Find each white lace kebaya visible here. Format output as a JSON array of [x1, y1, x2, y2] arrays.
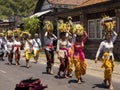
[[96, 31, 118, 60]]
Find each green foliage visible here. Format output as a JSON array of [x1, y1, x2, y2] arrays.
[[23, 17, 40, 34], [0, 0, 38, 19]]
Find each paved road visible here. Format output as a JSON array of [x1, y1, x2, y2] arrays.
[[0, 58, 120, 90]]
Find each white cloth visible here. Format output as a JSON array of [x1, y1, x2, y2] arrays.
[[0, 37, 5, 55], [0, 38, 3, 49], [32, 38, 41, 50], [67, 41, 72, 48], [44, 32, 57, 51], [56, 39, 68, 58], [96, 40, 114, 59], [24, 39, 33, 52], [0, 37, 5, 49], [5, 41, 14, 54], [56, 39, 68, 52], [13, 40, 21, 53], [72, 34, 76, 43], [96, 31, 117, 60]]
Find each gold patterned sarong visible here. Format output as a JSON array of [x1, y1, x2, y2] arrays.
[[101, 52, 114, 79], [73, 58, 87, 79]]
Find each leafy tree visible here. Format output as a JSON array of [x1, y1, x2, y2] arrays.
[[23, 17, 40, 35], [0, 0, 38, 19]]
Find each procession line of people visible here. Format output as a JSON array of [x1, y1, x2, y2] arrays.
[[0, 33, 41, 68], [43, 15, 118, 90], [0, 15, 118, 90]]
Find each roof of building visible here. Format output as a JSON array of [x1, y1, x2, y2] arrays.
[[79, 0, 110, 7], [48, 0, 110, 7], [48, 0, 88, 5]]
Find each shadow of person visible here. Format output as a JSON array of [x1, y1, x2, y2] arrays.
[[54, 75, 64, 79], [20, 65, 31, 69], [5, 63, 16, 65], [92, 83, 108, 89], [42, 72, 49, 74], [68, 79, 78, 84]]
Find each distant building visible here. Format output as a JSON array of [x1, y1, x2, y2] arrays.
[[0, 20, 14, 32]]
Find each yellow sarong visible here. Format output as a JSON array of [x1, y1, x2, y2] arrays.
[[33, 49, 39, 57], [25, 50, 31, 60], [101, 52, 114, 79], [67, 48, 73, 74], [67, 57, 73, 74], [73, 58, 87, 79]]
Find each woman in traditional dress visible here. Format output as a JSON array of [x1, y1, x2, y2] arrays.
[[72, 25, 88, 83], [14, 36, 21, 65], [95, 30, 117, 90], [66, 36, 73, 77], [95, 16, 118, 90], [44, 31, 57, 74], [56, 32, 69, 78], [66, 33, 77, 78], [5, 36, 14, 64], [24, 34, 33, 68], [66, 16, 76, 77]]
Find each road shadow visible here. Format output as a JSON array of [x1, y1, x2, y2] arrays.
[[68, 79, 85, 84], [0, 59, 5, 61], [42, 72, 49, 74], [92, 83, 108, 89], [31, 61, 37, 64], [20, 65, 31, 69], [68, 79, 78, 84], [4, 63, 16, 65], [42, 72, 54, 76], [54, 75, 64, 79]]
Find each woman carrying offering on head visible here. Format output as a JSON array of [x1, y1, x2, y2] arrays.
[[95, 16, 117, 90]]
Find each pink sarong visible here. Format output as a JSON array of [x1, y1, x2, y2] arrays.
[[75, 49, 85, 62]]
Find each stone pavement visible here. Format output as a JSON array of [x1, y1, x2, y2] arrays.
[[21, 51, 120, 83]]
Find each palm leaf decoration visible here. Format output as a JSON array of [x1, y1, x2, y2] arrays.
[[13, 28, 22, 36], [101, 15, 113, 32], [66, 22, 71, 32], [57, 20, 65, 32], [75, 24, 84, 36], [0, 33, 5, 37], [70, 24, 76, 34], [20, 31, 30, 37], [7, 30, 13, 37], [43, 21, 53, 32]]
